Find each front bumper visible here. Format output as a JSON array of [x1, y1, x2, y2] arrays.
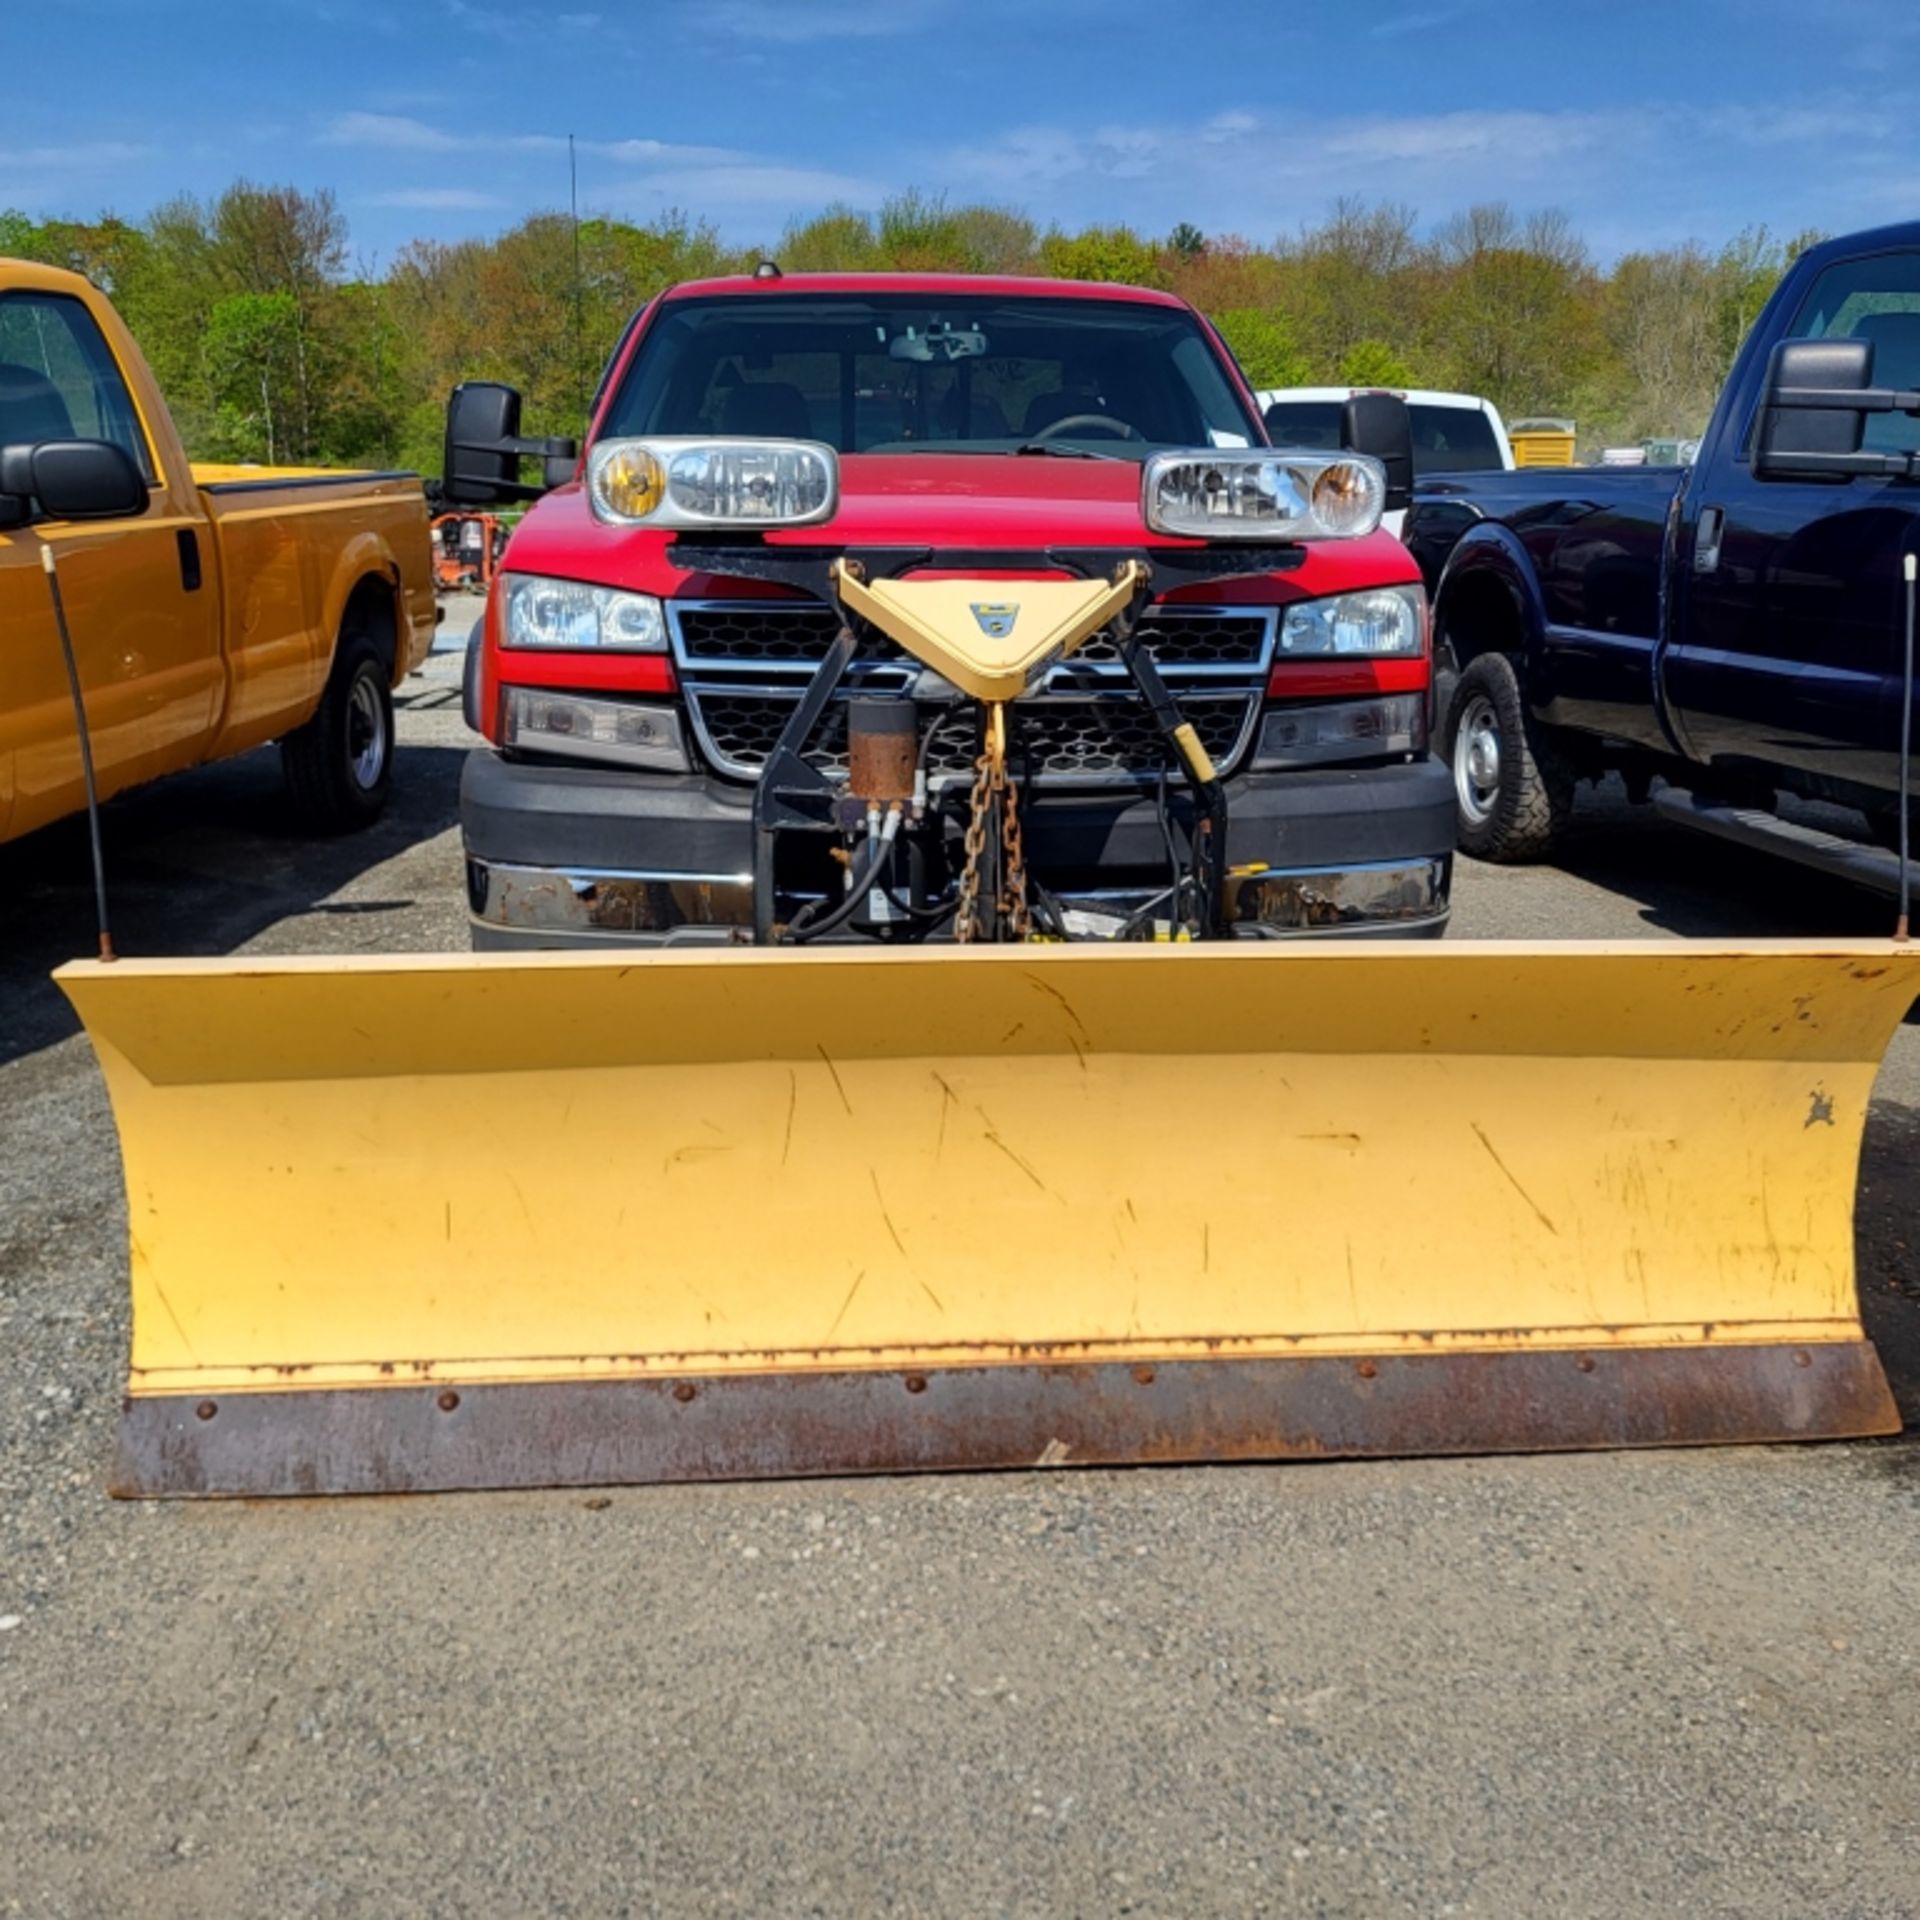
[[460, 750, 1455, 948]]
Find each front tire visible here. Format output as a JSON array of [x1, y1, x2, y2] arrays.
[[282, 631, 394, 832], [1444, 651, 1574, 862]]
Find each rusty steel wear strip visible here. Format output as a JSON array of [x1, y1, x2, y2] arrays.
[[56, 940, 1919, 1498], [112, 1344, 1897, 1498]]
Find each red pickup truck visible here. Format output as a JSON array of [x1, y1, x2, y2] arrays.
[[446, 272, 1454, 946]]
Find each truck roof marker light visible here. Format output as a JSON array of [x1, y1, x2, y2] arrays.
[[587, 436, 838, 530], [753, 259, 782, 280], [1143, 450, 1386, 541]]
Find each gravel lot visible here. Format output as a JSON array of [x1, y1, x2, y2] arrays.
[[3, 623, 1918, 1917]]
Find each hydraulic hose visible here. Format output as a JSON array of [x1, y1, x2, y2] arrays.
[[787, 809, 903, 944]]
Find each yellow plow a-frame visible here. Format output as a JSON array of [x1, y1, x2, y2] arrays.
[[58, 938, 1916, 1498]]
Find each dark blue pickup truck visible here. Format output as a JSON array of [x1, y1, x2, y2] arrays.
[[1405, 221, 1920, 890]]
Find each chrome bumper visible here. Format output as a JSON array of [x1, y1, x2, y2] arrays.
[[466, 855, 1450, 944]]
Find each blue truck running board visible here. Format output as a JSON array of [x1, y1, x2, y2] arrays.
[[1652, 788, 1906, 898]]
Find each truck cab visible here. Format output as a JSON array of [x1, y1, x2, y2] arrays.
[[452, 273, 1455, 947]]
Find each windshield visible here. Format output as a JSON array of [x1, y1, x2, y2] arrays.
[[601, 293, 1261, 459], [1262, 399, 1508, 476]]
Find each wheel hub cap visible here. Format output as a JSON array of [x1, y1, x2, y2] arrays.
[[348, 679, 386, 790], [1453, 695, 1502, 825]]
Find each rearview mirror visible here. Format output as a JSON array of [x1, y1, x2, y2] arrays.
[[0, 439, 149, 524], [1338, 392, 1414, 514], [444, 381, 579, 505]]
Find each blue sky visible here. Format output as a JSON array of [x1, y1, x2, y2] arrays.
[[6, 0, 1918, 266]]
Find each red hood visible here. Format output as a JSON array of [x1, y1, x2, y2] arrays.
[[504, 452, 1417, 603]]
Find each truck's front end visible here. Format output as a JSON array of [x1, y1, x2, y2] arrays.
[[457, 276, 1453, 947]]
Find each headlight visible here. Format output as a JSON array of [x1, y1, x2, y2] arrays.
[[502, 573, 666, 651], [587, 436, 838, 529], [1142, 451, 1385, 540], [1278, 586, 1426, 657]]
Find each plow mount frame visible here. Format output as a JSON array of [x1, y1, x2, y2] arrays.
[[678, 541, 1283, 944]]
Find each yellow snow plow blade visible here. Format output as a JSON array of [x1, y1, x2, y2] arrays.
[[58, 940, 1916, 1498]]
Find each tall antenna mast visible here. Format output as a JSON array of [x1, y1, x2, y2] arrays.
[[1898, 551, 1915, 944], [42, 546, 115, 962], [569, 133, 586, 427]]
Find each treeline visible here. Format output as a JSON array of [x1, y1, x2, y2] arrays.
[[2, 185, 1816, 473]]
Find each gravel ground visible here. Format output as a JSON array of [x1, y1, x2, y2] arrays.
[[3, 626, 1918, 1918]]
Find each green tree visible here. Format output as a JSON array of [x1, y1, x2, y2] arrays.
[[202, 290, 302, 462], [1277, 199, 1424, 376], [1338, 338, 1417, 388], [1212, 309, 1310, 389], [1425, 204, 1602, 419], [1041, 225, 1165, 287], [780, 205, 877, 271]]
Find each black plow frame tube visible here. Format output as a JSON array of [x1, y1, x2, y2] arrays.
[[114, 1341, 1899, 1499]]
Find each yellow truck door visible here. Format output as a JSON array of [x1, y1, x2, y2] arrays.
[[0, 282, 221, 841]]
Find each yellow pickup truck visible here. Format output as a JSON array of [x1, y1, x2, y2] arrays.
[[0, 260, 434, 844]]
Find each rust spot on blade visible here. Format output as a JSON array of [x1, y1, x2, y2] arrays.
[[1806, 1088, 1836, 1128]]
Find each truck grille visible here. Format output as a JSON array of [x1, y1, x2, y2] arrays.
[[671, 598, 1277, 788], [674, 602, 1274, 670], [693, 690, 1259, 784]]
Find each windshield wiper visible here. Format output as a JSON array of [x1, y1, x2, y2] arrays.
[[1013, 440, 1124, 462]]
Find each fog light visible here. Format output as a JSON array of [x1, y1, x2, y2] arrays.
[[502, 689, 689, 771], [1251, 694, 1427, 770], [593, 444, 667, 520]]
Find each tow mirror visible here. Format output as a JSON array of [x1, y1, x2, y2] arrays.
[[0, 439, 149, 524], [443, 381, 579, 505], [1755, 340, 1868, 480], [1755, 338, 1920, 482], [1337, 392, 1414, 513]]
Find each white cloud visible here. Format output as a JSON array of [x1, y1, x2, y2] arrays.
[[322, 113, 745, 170], [0, 141, 154, 170], [323, 111, 465, 152], [1321, 108, 1635, 167], [0, 141, 155, 209], [932, 94, 1920, 257], [600, 163, 884, 211], [593, 137, 749, 168], [1369, 6, 1463, 37]]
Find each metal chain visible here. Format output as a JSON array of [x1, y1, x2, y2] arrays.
[[954, 749, 994, 943], [954, 703, 1031, 943], [1000, 758, 1032, 940]]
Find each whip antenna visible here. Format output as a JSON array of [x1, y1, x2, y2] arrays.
[[1898, 552, 1916, 943], [41, 545, 115, 962]]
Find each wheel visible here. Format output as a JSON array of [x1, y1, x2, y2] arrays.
[[1443, 651, 1574, 862], [281, 630, 394, 832]]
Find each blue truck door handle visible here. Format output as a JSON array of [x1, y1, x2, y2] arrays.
[[1695, 506, 1726, 576]]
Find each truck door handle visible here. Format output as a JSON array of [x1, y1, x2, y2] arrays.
[[177, 528, 203, 592], [1695, 507, 1725, 576]]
